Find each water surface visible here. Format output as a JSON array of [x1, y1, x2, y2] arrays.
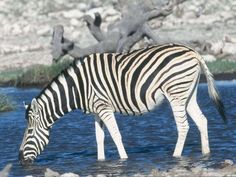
[[0, 81, 236, 176]]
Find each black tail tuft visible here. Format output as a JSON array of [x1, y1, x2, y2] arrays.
[[215, 97, 227, 124]]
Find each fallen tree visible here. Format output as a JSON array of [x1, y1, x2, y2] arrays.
[[51, 0, 186, 62]]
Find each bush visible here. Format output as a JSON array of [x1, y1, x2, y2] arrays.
[[0, 94, 14, 112], [16, 60, 72, 87], [207, 60, 236, 74]]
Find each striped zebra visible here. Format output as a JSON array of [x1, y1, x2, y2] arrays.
[[19, 43, 226, 165]]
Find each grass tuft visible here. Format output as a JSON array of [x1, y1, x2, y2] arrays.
[[16, 60, 72, 87], [207, 60, 236, 74], [0, 94, 14, 112]]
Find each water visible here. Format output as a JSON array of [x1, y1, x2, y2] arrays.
[[0, 81, 236, 176]]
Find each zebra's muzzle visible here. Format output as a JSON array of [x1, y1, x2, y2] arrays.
[[19, 151, 34, 166]]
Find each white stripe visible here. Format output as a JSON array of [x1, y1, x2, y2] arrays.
[[41, 94, 54, 123], [45, 89, 60, 118], [37, 99, 49, 128], [67, 67, 82, 109], [72, 86, 78, 109]]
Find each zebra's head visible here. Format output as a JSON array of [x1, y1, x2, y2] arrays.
[[19, 98, 50, 165]]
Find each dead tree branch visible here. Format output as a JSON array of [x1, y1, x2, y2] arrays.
[[51, 0, 186, 62]]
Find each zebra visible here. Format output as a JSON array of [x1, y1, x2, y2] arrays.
[[19, 43, 226, 165]]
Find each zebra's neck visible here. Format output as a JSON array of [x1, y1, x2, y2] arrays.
[[36, 60, 88, 126]]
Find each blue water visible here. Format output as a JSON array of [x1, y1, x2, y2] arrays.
[[0, 81, 236, 176]]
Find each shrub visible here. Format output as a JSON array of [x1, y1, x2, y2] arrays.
[[16, 60, 72, 87], [0, 94, 14, 112]]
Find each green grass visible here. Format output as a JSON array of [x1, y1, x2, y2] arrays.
[[16, 60, 72, 87], [207, 60, 236, 74], [0, 94, 14, 112], [0, 59, 235, 88], [0, 60, 72, 87]]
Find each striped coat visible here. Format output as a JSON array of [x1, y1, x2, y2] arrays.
[[19, 44, 226, 165]]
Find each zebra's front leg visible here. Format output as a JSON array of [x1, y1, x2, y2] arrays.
[[95, 115, 105, 160], [171, 102, 189, 157], [95, 107, 128, 159]]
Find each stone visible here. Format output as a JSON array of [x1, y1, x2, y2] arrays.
[[77, 3, 88, 12], [202, 54, 217, 62], [0, 164, 12, 177], [85, 7, 103, 18], [60, 172, 80, 177], [96, 174, 106, 177], [222, 43, 236, 55], [210, 40, 224, 55], [45, 168, 60, 177], [70, 18, 80, 26], [37, 26, 51, 36], [62, 9, 84, 19], [224, 159, 234, 166]]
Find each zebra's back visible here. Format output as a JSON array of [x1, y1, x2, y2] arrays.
[[80, 43, 201, 115]]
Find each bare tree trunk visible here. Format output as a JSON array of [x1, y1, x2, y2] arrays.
[[51, 0, 186, 62]]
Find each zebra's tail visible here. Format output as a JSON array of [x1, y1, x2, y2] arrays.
[[198, 55, 227, 123]]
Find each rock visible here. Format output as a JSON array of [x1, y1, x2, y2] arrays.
[[0, 164, 12, 177], [23, 24, 32, 34], [60, 172, 80, 177], [85, 7, 103, 18], [77, 3, 88, 12], [70, 18, 80, 26], [45, 168, 60, 177], [103, 7, 120, 17], [12, 24, 22, 35], [202, 54, 217, 62], [210, 41, 224, 55], [96, 174, 106, 177], [91, 0, 102, 8], [222, 43, 236, 55], [223, 159, 234, 166], [62, 9, 84, 19], [37, 26, 51, 36]]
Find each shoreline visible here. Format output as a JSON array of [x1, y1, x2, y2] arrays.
[[200, 72, 236, 83], [0, 72, 235, 89]]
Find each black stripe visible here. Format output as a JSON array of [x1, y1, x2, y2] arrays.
[[165, 71, 197, 93], [81, 57, 90, 112], [54, 76, 67, 113], [140, 49, 190, 110], [150, 58, 195, 101], [47, 86, 64, 117], [39, 98, 50, 126], [107, 54, 124, 113], [63, 69, 77, 110], [42, 93, 54, 124], [92, 54, 107, 98], [160, 64, 198, 90], [74, 62, 86, 112], [99, 54, 118, 108]]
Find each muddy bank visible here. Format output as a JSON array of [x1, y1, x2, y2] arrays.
[[1, 160, 236, 177]]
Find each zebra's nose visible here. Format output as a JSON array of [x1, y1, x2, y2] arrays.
[[19, 150, 24, 161], [19, 151, 33, 166]]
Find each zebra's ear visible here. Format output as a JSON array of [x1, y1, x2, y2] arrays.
[[31, 98, 39, 114], [23, 101, 28, 110]]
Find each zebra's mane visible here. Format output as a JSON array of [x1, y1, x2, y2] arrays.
[[36, 57, 85, 100]]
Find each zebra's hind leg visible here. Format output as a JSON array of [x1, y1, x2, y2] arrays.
[[187, 88, 210, 155], [169, 100, 189, 157], [95, 115, 105, 160]]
